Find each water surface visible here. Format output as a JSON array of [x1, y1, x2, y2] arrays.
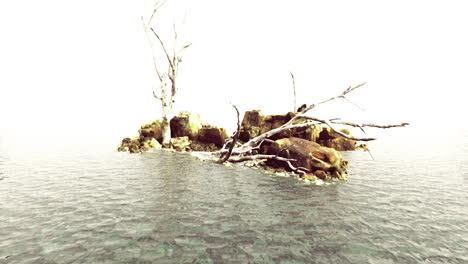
[[0, 133, 467, 263]]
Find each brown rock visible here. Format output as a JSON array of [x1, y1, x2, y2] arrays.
[[314, 170, 330, 180], [265, 137, 348, 180], [239, 110, 265, 142], [138, 120, 162, 142], [170, 111, 202, 140], [198, 127, 228, 148], [292, 124, 321, 142], [318, 127, 357, 151]]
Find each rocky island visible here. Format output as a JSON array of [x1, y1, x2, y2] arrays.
[[118, 110, 369, 181]]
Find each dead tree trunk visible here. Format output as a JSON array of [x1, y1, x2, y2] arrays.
[[141, 1, 191, 147]]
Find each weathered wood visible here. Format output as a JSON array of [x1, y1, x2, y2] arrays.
[[290, 71, 296, 112], [217, 105, 241, 164], [218, 82, 409, 169]]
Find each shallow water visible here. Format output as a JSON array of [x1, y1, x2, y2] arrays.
[[0, 133, 467, 263]]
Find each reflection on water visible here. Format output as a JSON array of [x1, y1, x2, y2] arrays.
[[0, 134, 467, 263]]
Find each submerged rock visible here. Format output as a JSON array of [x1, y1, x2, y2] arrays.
[[170, 111, 202, 140], [265, 137, 348, 180]]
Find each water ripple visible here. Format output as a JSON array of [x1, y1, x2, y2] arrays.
[[1, 141, 467, 263]]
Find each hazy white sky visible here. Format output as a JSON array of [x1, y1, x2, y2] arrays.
[[1, 0, 467, 146]]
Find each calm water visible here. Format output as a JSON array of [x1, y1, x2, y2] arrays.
[[0, 132, 467, 263]]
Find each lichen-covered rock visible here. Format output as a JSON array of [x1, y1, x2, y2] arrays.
[[117, 134, 164, 153], [138, 120, 162, 142], [117, 138, 132, 152], [170, 136, 191, 151], [198, 126, 228, 147], [265, 137, 348, 180], [170, 111, 202, 140], [318, 127, 357, 151], [128, 138, 142, 153]]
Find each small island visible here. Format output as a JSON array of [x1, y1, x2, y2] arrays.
[[119, 3, 409, 183], [117, 106, 398, 182]]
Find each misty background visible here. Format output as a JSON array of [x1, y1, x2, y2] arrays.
[[1, 0, 467, 151]]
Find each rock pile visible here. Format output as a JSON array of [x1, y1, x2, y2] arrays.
[[118, 110, 367, 181], [117, 111, 228, 153]]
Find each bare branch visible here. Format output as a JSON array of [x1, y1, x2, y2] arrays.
[[301, 116, 377, 141], [150, 27, 175, 69], [148, 0, 166, 25], [218, 104, 241, 164], [342, 97, 365, 111], [228, 154, 296, 163], [179, 43, 192, 53], [152, 86, 162, 100], [285, 160, 309, 175], [331, 120, 410, 129], [290, 71, 296, 112], [283, 82, 367, 128], [141, 17, 163, 82], [309, 82, 366, 109]]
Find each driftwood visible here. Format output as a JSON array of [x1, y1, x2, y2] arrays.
[[217, 104, 241, 164], [216, 82, 409, 172]]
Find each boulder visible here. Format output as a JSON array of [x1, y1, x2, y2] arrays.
[[170, 136, 191, 151], [239, 110, 265, 142], [117, 137, 138, 153], [265, 137, 348, 180], [263, 114, 291, 140], [292, 124, 321, 142], [170, 111, 202, 140], [198, 126, 228, 148], [128, 138, 142, 153], [138, 120, 162, 142], [241, 110, 321, 142], [117, 134, 164, 153]]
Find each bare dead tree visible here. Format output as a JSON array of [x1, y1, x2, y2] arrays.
[[141, 0, 191, 147], [216, 83, 409, 163]]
